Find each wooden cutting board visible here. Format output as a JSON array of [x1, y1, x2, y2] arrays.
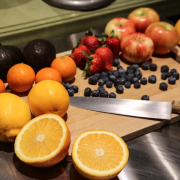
[[8, 46, 180, 154], [58, 46, 180, 153]]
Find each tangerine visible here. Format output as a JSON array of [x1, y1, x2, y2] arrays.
[[51, 55, 76, 82], [7, 63, 35, 93], [35, 67, 62, 83], [0, 79, 5, 93]]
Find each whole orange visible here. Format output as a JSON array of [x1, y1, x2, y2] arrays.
[[7, 63, 35, 93], [51, 56, 76, 82], [175, 19, 180, 45], [35, 67, 62, 83], [0, 79, 5, 93], [28, 80, 69, 117]]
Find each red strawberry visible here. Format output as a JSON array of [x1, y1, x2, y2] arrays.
[[80, 36, 100, 52], [82, 54, 105, 76], [71, 45, 91, 66], [95, 47, 113, 72], [100, 31, 120, 59]]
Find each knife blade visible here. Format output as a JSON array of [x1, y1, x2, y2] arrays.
[[70, 97, 172, 120]]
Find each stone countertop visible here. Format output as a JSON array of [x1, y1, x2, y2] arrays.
[[0, 0, 180, 46]]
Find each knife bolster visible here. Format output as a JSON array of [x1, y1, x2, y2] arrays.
[[172, 100, 180, 113]]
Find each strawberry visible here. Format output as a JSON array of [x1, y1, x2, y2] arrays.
[[80, 36, 100, 52], [71, 45, 91, 66], [82, 54, 105, 77], [95, 47, 113, 72], [99, 31, 120, 59], [80, 28, 100, 52]]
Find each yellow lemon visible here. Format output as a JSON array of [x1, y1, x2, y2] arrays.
[[0, 93, 31, 142]]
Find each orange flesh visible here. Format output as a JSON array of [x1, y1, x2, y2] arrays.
[[77, 134, 123, 171], [20, 118, 63, 158]]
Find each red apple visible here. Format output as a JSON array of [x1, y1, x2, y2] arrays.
[[145, 21, 180, 55], [121, 32, 154, 64], [104, 17, 136, 40], [128, 7, 160, 32]]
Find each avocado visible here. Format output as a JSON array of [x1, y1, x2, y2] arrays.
[[23, 39, 56, 72], [0, 45, 23, 80]]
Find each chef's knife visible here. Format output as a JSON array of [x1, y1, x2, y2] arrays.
[[70, 97, 180, 120]]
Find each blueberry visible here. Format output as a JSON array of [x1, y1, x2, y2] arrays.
[[88, 76, 98, 85], [172, 72, 179, 80], [107, 71, 113, 76], [109, 92, 116, 98], [141, 62, 149, 70], [159, 82, 168, 91], [161, 72, 167, 80], [118, 69, 126, 77], [119, 77, 126, 85], [116, 85, 124, 94], [132, 77, 139, 83], [113, 71, 119, 78], [117, 65, 123, 70], [140, 77, 147, 85], [98, 86, 105, 93], [92, 90, 99, 97], [134, 70, 142, 79], [109, 75, 116, 83], [114, 78, 123, 86], [166, 72, 171, 78], [170, 68, 177, 75], [65, 82, 72, 90], [102, 76, 109, 83], [126, 73, 134, 83], [98, 79, 105, 86], [168, 76, 176, 85], [148, 75, 156, 84], [127, 66, 134, 74], [113, 58, 120, 67], [134, 82, 141, 89], [94, 73, 101, 80], [161, 65, 169, 73], [62, 82, 66, 87], [106, 81, 113, 88], [150, 63, 157, 71], [84, 87, 92, 96], [67, 89, 74, 96], [100, 90, 109, 97], [101, 72, 108, 77], [125, 81, 131, 88], [72, 85, 79, 93], [132, 64, 139, 71], [141, 95, 149, 100]]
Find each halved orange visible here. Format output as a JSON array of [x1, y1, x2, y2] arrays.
[[14, 114, 71, 167], [72, 130, 129, 180]]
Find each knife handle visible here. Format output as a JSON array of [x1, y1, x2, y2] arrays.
[[172, 100, 180, 113]]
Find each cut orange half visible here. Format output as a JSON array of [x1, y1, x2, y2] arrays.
[[72, 130, 129, 180], [14, 114, 70, 167]]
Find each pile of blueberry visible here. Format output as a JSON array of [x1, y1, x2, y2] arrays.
[[62, 82, 79, 96], [63, 59, 180, 100]]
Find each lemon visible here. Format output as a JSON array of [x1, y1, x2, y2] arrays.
[[0, 93, 31, 142]]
